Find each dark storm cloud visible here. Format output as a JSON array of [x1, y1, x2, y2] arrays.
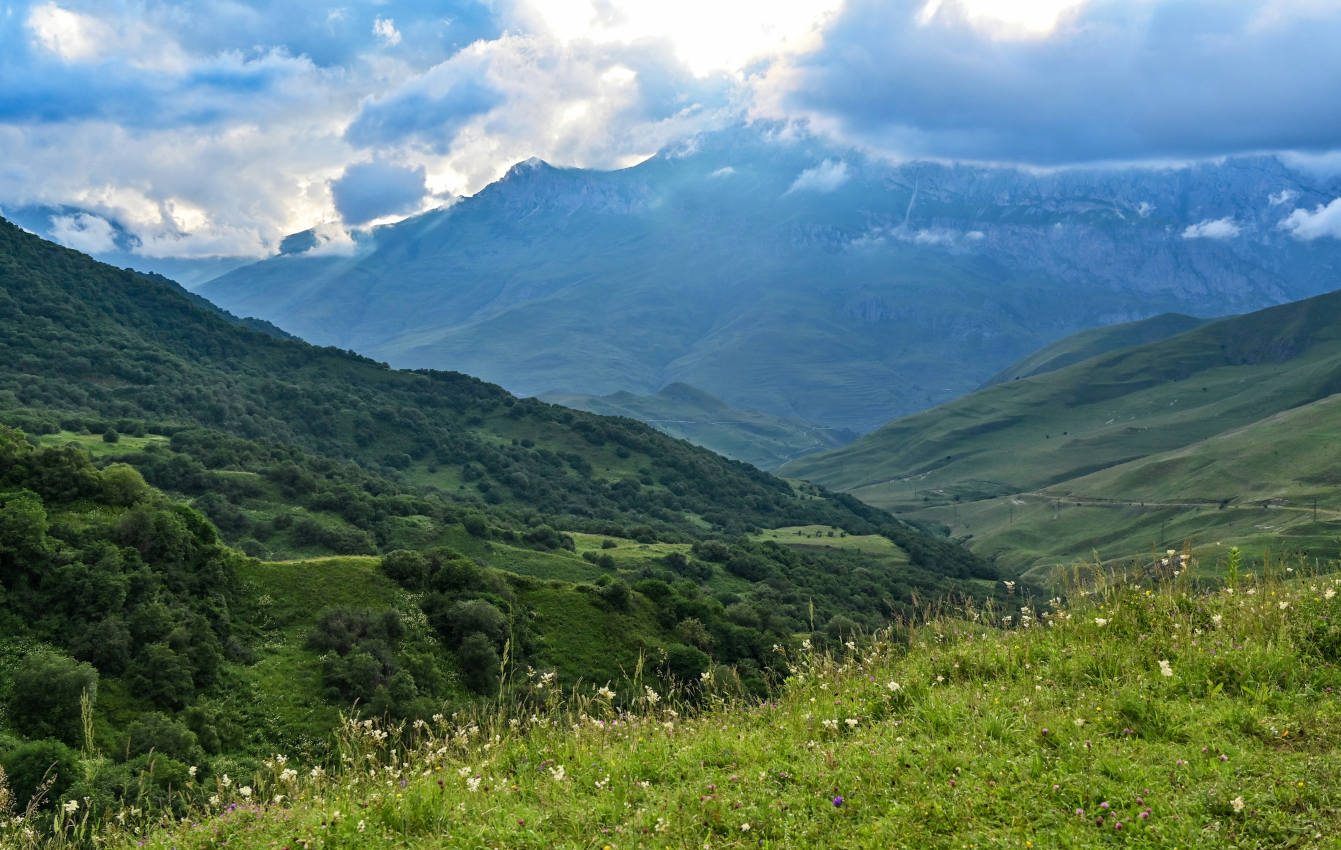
[[780, 0, 1341, 163]]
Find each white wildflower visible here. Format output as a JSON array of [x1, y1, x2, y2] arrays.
[[886, 680, 901, 692], [466, 776, 481, 792], [239, 786, 253, 799], [63, 800, 79, 814], [1094, 617, 1108, 627], [644, 686, 661, 705], [845, 717, 859, 728], [1158, 659, 1173, 678], [1231, 796, 1245, 813], [550, 764, 566, 781], [597, 685, 616, 700]]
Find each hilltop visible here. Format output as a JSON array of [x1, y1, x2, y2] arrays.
[[783, 289, 1341, 577]]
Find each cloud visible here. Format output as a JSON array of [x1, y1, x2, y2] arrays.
[[785, 158, 848, 194], [764, 0, 1341, 164], [1279, 197, 1341, 240], [1182, 217, 1242, 240], [373, 17, 402, 47], [48, 211, 116, 252], [345, 56, 504, 153], [1269, 189, 1298, 206], [709, 166, 735, 178], [331, 160, 429, 225]]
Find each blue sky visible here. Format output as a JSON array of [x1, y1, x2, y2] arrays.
[[1, 0, 1340, 258]]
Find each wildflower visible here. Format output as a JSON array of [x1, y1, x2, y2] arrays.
[[467, 777, 482, 792], [832, 795, 845, 807], [1094, 618, 1108, 627], [741, 823, 751, 831], [1231, 796, 1245, 813], [1326, 588, 1336, 600], [700, 670, 712, 682], [280, 768, 298, 784], [1158, 659, 1173, 677], [239, 786, 253, 799], [845, 717, 859, 728], [311, 766, 325, 779], [644, 686, 661, 705], [188, 766, 198, 779], [1211, 614, 1223, 625], [597, 685, 616, 700], [1003, 580, 1016, 592], [221, 774, 232, 788], [886, 680, 901, 692], [551, 765, 566, 781], [63, 799, 79, 814], [357, 819, 367, 832]]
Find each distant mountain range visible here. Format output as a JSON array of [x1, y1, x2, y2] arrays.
[[783, 288, 1341, 576], [197, 126, 1341, 433], [539, 383, 856, 471]]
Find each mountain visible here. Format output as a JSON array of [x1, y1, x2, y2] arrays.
[[201, 126, 1341, 433], [782, 288, 1341, 577], [539, 382, 856, 470]]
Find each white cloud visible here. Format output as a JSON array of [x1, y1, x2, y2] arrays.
[[1268, 189, 1298, 206], [27, 3, 105, 61], [1136, 201, 1154, 217], [709, 166, 736, 178], [373, 17, 402, 46], [48, 212, 117, 253], [1181, 217, 1241, 240], [1279, 197, 1341, 240], [785, 158, 849, 194]]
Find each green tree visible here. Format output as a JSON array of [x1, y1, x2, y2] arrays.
[[5, 650, 97, 746]]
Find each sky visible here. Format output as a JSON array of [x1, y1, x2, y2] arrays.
[[1, 0, 1340, 258]]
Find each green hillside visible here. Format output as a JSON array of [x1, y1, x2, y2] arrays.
[[539, 383, 856, 470], [20, 563, 1341, 850], [981, 312, 1206, 387], [784, 290, 1341, 575]]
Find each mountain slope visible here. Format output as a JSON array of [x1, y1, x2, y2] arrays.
[[540, 382, 856, 470], [783, 288, 1341, 572], [981, 312, 1207, 387], [201, 127, 1341, 432]]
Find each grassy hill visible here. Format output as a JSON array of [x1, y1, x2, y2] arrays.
[[17, 560, 1340, 849], [539, 383, 857, 470], [981, 312, 1206, 387], [783, 289, 1341, 576]]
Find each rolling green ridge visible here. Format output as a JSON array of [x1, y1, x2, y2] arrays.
[[981, 312, 1207, 387], [538, 383, 856, 470], [784, 289, 1341, 575]]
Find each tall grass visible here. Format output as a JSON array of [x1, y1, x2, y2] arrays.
[[6, 558, 1341, 849]]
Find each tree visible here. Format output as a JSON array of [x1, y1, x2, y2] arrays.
[[5, 650, 97, 746]]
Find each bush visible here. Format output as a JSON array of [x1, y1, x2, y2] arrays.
[[102, 428, 120, 443], [1, 739, 79, 811]]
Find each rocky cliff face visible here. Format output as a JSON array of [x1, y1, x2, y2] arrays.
[[201, 127, 1341, 433]]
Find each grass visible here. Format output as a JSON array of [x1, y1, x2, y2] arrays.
[[753, 525, 909, 562], [14, 558, 1341, 849], [36, 430, 169, 457]]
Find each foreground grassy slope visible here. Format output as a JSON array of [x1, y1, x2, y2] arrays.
[[540, 383, 856, 470], [25, 561, 1339, 850], [786, 289, 1341, 572]]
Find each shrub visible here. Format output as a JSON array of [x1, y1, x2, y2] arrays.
[[5, 650, 97, 746], [1, 739, 79, 811]]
